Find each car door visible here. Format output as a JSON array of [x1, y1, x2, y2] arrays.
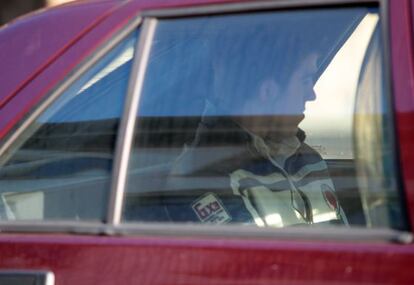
[[0, 1, 414, 285]]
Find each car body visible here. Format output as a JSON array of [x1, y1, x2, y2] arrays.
[[1, 0, 414, 284]]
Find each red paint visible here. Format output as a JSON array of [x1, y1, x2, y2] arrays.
[[0, 234, 412, 285], [0, 1, 414, 284], [0, 1, 120, 108], [0, 1, 137, 140], [392, 0, 414, 229]]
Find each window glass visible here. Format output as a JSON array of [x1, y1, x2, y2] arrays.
[[0, 31, 138, 221], [123, 8, 406, 230]]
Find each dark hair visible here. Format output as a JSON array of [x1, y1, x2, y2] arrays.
[[210, 27, 320, 107]]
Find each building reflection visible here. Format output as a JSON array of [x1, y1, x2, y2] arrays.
[[0, 0, 74, 26]]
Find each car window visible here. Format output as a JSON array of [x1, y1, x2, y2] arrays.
[[0, 31, 138, 221], [121, 7, 406, 230]]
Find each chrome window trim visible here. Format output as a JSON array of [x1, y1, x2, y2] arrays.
[[107, 18, 158, 225]]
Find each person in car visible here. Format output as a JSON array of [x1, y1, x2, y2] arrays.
[[165, 40, 349, 227], [125, 12, 368, 226]]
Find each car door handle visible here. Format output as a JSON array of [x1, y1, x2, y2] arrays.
[[0, 270, 54, 285]]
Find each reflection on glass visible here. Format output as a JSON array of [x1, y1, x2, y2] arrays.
[[303, 13, 379, 159]]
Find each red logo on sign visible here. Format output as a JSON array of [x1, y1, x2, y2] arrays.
[[321, 184, 338, 212], [191, 193, 231, 224], [193, 201, 221, 219]]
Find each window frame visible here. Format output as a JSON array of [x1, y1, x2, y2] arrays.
[[0, 14, 143, 225], [0, 0, 410, 244]]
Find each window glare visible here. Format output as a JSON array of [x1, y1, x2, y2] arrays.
[[301, 13, 379, 159]]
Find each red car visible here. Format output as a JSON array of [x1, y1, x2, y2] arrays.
[[0, 0, 414, 284]]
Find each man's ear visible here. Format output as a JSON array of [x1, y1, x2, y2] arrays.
[[259, 79, 280, 101]]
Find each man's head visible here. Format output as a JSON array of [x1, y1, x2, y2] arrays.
[[207, 10, 364, 142], [229, 52, 320, 141], [210, 29, 322, 141]]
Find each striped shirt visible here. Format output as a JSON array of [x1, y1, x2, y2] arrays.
[[166, 114, 348, 226]]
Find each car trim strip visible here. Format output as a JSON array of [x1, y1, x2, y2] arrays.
[[107, 18, 158, 225], [0, 221, 411, 244], [142, 0, 378, 18]]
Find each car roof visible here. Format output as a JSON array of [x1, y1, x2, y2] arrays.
[[0, 0, 122, 110]]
